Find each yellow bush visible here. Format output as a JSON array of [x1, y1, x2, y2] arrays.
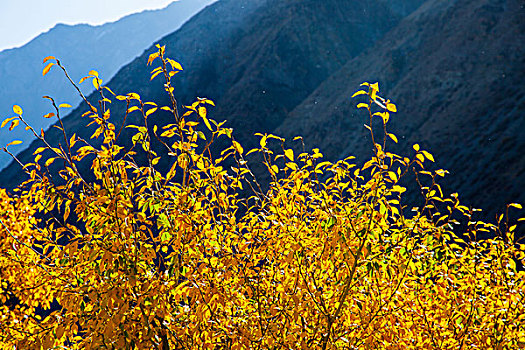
[[0, 46, 524, 349]]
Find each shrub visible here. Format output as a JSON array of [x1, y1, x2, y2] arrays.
[[0, 46, 524, 349]]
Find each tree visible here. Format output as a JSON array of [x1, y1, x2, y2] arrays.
[[0, 46, 524, 349]]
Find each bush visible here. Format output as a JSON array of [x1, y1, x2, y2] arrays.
[[0, 46, 524, 349]]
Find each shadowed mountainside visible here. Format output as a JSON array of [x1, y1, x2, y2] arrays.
[[0, 0, 400, 182], [276, 0, 525, 218], [2, 0, 523, 226]]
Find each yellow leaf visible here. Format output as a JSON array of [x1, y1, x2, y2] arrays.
[[357, 103, 369, 109], [388, 133, 398, 143], [166, 161, 177, 180], [421, 150, 435, 162], [386, 102, 397, 112], [233, 140, 243, 155], [127, 92, 141, 100], [42, 62, 54, 76], [284, 148, 294, 161], [88, 70, 99, 77], [509, 203, 523, 210], [351, 90, 367, 98], [416, 154, 425, 163], [6, 140, 22, 146], [13, 105, 23, 115], [260, 135, 267, 148], [198, 106, 207, 118], [178, 154, 188, 169], [1, 117, 16, 128], [34, 147, 46, 155], [104, 86, 116, 96], [413, 144, 420, 152], [64, 206, 70, 222], [150, 70, 163, 81], [59, 103, 72, 108], [202, 116, 212, 131], [92, 77, 101, 90], [369, 82, 379, 100], [145, 107, 158, 118], [45, 158, 55, 167], [169, 59, 183, 71], [271, 164, 279, 175], [388, 171, 397, 182], [43, 112, 55, 119]]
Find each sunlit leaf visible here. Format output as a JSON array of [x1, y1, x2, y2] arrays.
[[1, 117, 16, 128], [13, 105, 23, 115], [421, 150, 435, 162], [42, 62, 54, 76], [43, 56, 55, 63], [233, 140, 243, 155], [388, 133, 398, 143], [6, 140, 22, 146], [284, 148, 294, 161]]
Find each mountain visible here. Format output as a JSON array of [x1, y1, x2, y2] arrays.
[[379, 0, 426, 16], [0, 0, 400, 182], [2, 0, 523, 227], [275, 0, 525, 218], [0, 0, 216, 169]]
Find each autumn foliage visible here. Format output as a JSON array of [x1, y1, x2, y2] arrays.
[[0, 46, 524, 349]]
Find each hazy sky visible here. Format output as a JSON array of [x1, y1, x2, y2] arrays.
[[0, 0, 177, 51]]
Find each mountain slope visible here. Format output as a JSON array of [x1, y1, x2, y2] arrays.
[[0, 0, 216, 169], [0, 0, 400, 185], [275, 0, 525, 216]]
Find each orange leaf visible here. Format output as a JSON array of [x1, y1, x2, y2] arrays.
[[43, 56, 55, 64], [9, 119, 19, 131], [147, 52, 159, 66], [42, 62, 54, 76]]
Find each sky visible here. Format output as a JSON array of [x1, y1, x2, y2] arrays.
[[0, 0, 177, 51]]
